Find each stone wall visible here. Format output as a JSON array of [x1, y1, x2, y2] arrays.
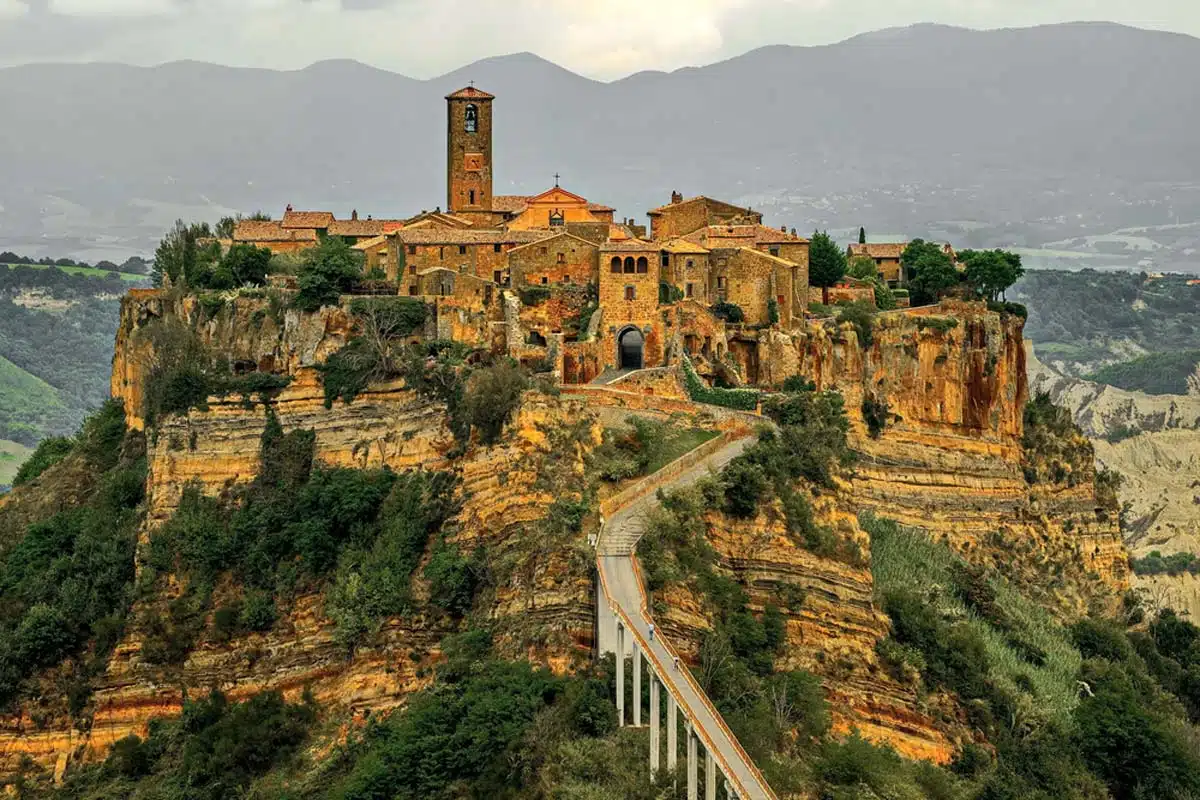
[[508, 233, 598, 288]]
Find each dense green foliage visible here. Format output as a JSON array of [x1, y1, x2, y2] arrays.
[[835, 299, 876, 347], [590, 416, 718, 482], [681, 356, 759, 410], [12, 435, 74, 485], [808, 230, 848, 300], [318, 297, 429, 408], [709, 301, 745, 323], [294, 237, 364, 311], [47, 690, 316, 800], [138, 318, 291, 425], [869, 515, 1200, 800], [902, 239, 960, 305], [0, 402, 143, 710], [1085, 349, 1200, 395], [1022, 391, 1094, 486], [1009, 269, 1200, 374], [1132, 550, 1200, 577], [959, 248, 1025, 302], [145, 411, 461, 658]]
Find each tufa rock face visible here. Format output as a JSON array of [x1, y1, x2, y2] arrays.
[[756, 301, 1128, 613], [1, 292, 1129, 777]]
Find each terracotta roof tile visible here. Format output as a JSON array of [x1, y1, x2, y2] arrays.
[[281, 210, 335, 229], [446, 86, 495, 100], [682, 224, 808, 248], [233, 220, 318, 243], [600, 239, 658, 253], [327, 219, 389, 237], [587, 202, 616, 213], [352, 235, 388, 251], [491, 195, 531, 213], [393, 229, 552, 245], [848, 242, 907, 259], [661, 238, 711, 255]]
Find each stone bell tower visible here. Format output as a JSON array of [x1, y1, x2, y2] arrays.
[[446, 85, 494, 214]]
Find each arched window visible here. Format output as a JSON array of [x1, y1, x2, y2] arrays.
[[610, 256, 622, 273], [623, 256, 635, 274], [465, 104, 478, 133], [636, 256, 649, 273]]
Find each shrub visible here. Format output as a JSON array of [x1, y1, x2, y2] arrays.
[[13, 435, 74, 486], [425, 543, 485, 617], [318, 337, 385, 408], [988, 301, 1028, 320], [781, 375, 816, 393], [681, 356, 759, 411], [722, 458, 769, 518], [518, 286, 551, 306], [862, 395, 889, 439], [916, 316, 960, 334], [710, 301, 745, 323], [767, 297, 780, 324], [460, 360, 527, 445], [836, 300, 876, 348]]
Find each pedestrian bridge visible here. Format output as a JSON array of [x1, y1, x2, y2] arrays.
[[595, 433, 776, 800]]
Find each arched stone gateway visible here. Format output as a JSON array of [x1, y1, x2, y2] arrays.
[[618, 327, 644, 370]]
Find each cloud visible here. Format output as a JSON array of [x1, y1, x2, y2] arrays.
[[2, 0, 1199, 77]]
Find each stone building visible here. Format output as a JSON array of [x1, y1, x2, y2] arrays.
[[446, 86, 495, 219], [599, 240, 663, 370], [646, 193, 764, 239], [507, 231, 599, 287], [848, 242, 906, 286]]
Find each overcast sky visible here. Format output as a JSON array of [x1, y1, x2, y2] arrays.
[[0, 0, 1195, 79]]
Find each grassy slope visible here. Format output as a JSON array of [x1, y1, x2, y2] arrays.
[[0, 354, 66, 446], [868, 515, 1082, 722], [0, 439, 33, 486], [2, 263, 147, 283]]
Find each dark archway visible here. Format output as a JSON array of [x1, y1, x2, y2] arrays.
[[618, 327, 644, 370]]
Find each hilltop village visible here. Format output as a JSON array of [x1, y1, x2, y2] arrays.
[[227, 86, 892, 384]]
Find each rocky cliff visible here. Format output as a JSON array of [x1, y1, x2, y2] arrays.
[[0, 293, 1130, 781]]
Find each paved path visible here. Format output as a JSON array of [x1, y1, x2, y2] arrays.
[[598, 435, 776, 800], [590, 367, 634, 385]]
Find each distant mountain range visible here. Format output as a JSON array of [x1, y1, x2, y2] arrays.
[[2, 22, 1199, 261]]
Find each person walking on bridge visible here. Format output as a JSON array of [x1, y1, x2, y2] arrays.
[[648, 623, 655, 641]]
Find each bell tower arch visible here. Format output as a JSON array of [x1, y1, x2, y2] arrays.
[[446, 86, 494, 214]]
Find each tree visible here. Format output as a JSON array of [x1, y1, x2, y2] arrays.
[[216, 211, 272, 240], [294, 236, 363, 311], [859, 226, 867, 244], [960, 248, 1024, 302], [809, 230, 847, 305], [153, 219, 216, 288], [847, 256, 879, 280], [211, 243, 272, 289], [902, 239, 958, 306]]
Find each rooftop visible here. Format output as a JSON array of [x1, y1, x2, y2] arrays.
[[392, 228, 553, 245], [281, 210, 336, 229], [233, 220, 319, 243], [446, 86, 495, 100], [849, 242, 907, 259]]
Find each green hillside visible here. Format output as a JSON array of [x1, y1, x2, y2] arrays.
[[1085, 349, 1200, 395], [0, 354, 69, 447]]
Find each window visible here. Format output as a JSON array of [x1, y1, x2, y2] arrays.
[[636, 256, 648, 273], [408, 245, 417, 255], [686, 259, 694, 268], [539, 246, 548, 256], [409, 285, 418, 296], [494, 243, 502, 253], [409, 265, 416, 275], [717, 276, 726, 288], [541, 276, 549, 285], [662, 253, 670, 267], [769, 246, 780, 257], [465, 104, 478, 133], [611, 256, 622, 273], [439, 246, 445, 260], [469, 189, 476, 205], [623, 256, 635, 274], [625, 285, 636, 301], [686, 282, 694, 298], [556, 252, 565, 264], [458, 245, 468, 255], [494, 270, 503, 284], [549, 210, 564, 227]]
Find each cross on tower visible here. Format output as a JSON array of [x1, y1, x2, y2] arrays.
[[468, 80, 474, 88], [554, 172, 561, 187]]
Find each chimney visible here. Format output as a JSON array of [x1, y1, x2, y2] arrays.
[[781, 225, 787, 233], [790, 228, 796, 237], [351, 209, 359, 221], [671, 191, 683, 205], [286, 203, 293, 212]]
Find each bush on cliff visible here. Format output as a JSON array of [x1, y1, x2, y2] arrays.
[[681, 355, 759, 411], [0, 403, 143, 710]]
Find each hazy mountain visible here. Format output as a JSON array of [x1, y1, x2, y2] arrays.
[[2, 22, 1199, 260]]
